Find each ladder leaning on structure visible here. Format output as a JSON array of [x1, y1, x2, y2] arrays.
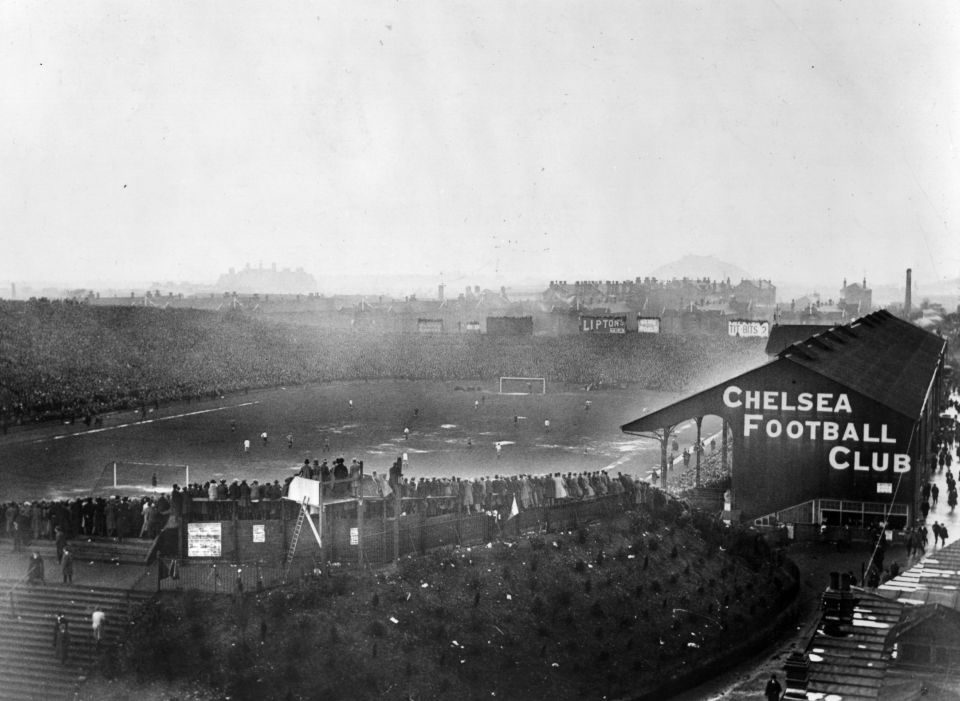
[[283, 496, 324, 581]]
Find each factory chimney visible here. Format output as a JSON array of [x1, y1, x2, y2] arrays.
[[904, 268, 912, 318]]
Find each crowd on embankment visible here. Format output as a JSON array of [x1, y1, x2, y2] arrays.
[[0, 299, 764, 427], [1, 459, 649, 550]]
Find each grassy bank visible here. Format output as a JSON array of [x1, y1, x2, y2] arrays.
[[85, 504, 795, 701]]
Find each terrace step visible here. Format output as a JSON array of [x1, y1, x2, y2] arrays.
[[0, 536, 155, 565], [0, 579, 154, 701]]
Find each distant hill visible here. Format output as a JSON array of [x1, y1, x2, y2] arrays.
[[648, 254, 754, 283]]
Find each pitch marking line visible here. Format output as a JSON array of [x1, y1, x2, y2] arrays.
[[35, 402, 260, 445]]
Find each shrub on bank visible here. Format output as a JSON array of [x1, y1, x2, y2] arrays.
[[94, 509, 795, 701]]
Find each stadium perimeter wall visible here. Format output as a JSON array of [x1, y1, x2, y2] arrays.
[[164, 494, 633, 570]]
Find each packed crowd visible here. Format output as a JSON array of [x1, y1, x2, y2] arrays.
[[391, 468, 641, 517], [0, 460, 647, 542], [0, 300, 764, 425], [3, 494, 168, 547]]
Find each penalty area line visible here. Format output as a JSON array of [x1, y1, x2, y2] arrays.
[[40, 402, 260, 444]]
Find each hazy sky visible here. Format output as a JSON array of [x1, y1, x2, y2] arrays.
[[2, 1, 958, 292]]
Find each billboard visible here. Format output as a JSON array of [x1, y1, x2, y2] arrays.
[[727, 319, 770, 338], [486, 316, 534, 337], [465, 321, 481, 333], [580, 315, 627, 334], [637, 316, 661, 334], [417, 318, 444, 333], [187, 522, 222, 558]]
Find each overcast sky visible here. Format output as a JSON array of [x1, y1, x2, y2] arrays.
[[2, 1, 958, 293]]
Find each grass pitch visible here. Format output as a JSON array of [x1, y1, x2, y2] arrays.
[[0, 379, 722, 502]]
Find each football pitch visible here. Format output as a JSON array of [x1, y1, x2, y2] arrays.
[[0, 380, 720, 502]]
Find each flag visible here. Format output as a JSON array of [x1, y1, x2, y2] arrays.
[[509, 496, 520, 519]]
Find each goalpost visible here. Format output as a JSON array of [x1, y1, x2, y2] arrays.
[[92, 461, 190, 497], [498, 377, 546, 395]]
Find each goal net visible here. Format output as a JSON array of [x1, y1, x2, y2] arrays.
[[498, 377, 546, 395], [91, 461, 190, 497]]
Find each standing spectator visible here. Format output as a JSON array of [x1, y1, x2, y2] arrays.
[[932, 484, 940, 506], [765, 673, 782, 700], [260, 431, 268, 445], [11, 517, 23, 553], [54, 617, 71, 663], [61, 548, 74, 584], [91, 608, 105, 651], [243, 439, 251, 453], [26, 551, 44, 584], [54, 526, 66, 563]]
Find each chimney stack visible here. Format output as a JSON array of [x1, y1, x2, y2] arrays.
[[904, 268, 912, 317]]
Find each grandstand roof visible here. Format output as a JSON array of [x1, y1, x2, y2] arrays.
[[764, 324, 834, 355], [777, 310, 945, 420], [621, 310, 946, 433]]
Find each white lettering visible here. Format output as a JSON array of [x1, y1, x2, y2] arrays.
[[766, 419, 783, 438], [763, 391, 777, 411], [835, 394, 852, 413], [893, 454, 911, 473], [804, 420, 821, 439], [797, 393, 813, 411], [829, 446, 850, 469], [853, 451, 870, 471], [786, 420, 804, 439], [781, 392, 796, 411], [723, 386, 742, 409], [862, 424, 878, 444], [817, 394, 832, 412], [842, 424, 860, 442], [872, 453, 889, 472], [881, 424, 896, 444], [744, 414, 763, 437], [744, 391, 761, 410], [823, 422, 839, 441]]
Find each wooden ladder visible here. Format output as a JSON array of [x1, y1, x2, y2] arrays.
[[283, 498, 308, 580]]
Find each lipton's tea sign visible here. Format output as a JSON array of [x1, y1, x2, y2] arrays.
[[722, 386, 910, 473]]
